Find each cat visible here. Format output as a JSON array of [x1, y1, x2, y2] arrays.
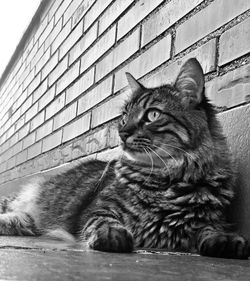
[[0, 58, 249, 259]]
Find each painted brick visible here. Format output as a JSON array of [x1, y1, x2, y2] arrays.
[[23, 69, 35, 90], [44, 18, 63, 51], [96, 28, 140, 81], [59, 20, 83, 60], [48, 56, 68, 87], [25, 102, 38, 123], [51, 20, 71, 54], [175, 0, 250, 54], [14, 116, 25, 133], [30, 110, 45, 131], [63, 0, 83, 25], [38, 85, 56, 111], [53, 102, 77, 130], [48, 0, 63, 21], [42, 51, 59, 80], [91, 91, 129, 128], [206, 63, 250, 109], [69, 22, 97, 65], [36, 120, 53, 141], [72, 0, 95, 27], [28, 142, 42, 160], [45, 92, 65, 120], [56, 61, 80, 95], [16, 150, 28, 166], [42, 130, 62, 153], [38, 19, 54, 47], [66, 67, 94, 104], [78, 76, 113, 114], [84, 0, 113, 31], [6, 157, 16, 170], [27, 73, 41, 95], [33, 79, 48, 103], [145, 39, 217, 88], [54, 0, 72, 23], [30, 45, 45, 70], [99, 0, 134, 35], [62, 113, 91, 142], [114, 35, 171, 92], [219, 17, 250, 66], [34, 15, 48, 43], [80, 25, 116, 73], [20, 96, 32, 115], [23, 132, 36, 150], [141, 0, 203, 46], [117, 0, 164, 40], [35, 48, 50, 75], [18, 123, 30, 141], [25, 42, 39, 68]]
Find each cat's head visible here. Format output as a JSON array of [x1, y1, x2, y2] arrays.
[[118, 58, 214, 168]]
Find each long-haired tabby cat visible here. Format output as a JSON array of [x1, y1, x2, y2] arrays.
[[0, 58, 249, 259]]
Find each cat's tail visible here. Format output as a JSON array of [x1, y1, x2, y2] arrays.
[[43, 228, 76, 244]]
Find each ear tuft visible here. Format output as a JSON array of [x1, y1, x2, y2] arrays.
[[175, 58, 205, 108], [125, 72, 144, 94]]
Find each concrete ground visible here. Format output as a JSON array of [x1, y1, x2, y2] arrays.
[[0, 237, 250, 281]]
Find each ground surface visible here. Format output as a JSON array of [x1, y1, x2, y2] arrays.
[[0, 237, 250, 281]]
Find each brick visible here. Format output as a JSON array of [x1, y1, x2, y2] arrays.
[[35, 48, 50, 75], [219, 17, 250, 66], [11, 108, 21, 126], [28, 141, 42, 160], [25, 42, 39, 68], [48, 56, 68, 87], [6, 157, 16, 170], [80, 25, 116, 73], [34, 16, 48, 43], [30, 45, 45, 70], [56, 61, 80, 95], [175, 0, 250, 54], [30, 110, 45, 131], [114, 35, 171, 92], [42, 130, 62, 152], [72, 0, 95, 28], [22, 38, 34, 64], [38, 85, 56, 111], [66, 67, 94, 104], [33, 79, 48, 103], [44, 18, 63, 51], [20, 96, 32, 115], [45, 92, 65, 120], [142, 0, 203, 46], [42, 51, 59, 80], [62, 113, 91, 142], [23, 69, 35, 90], [36, 120, 53, 141], [117, 0, 164, 40], [27, 73, 41, 95], [145, 39, 217, 88], [48, 0, 63, 21], [59, 20, 83, 60], [69, 23, 97, 65], [99, 0, 133, 35], [25, 102, 38, 123], [16, 150, 28, 165], [96, 28, 140, 81], [91, 91, 128, 128], [84, 0, 113, 31], [14, 116, 25, 132], [63, 0, 83, 25], [18, 123, 30, 141], [206, 64, 250, 109], [53, 102, 77, 130], [54, 0, 72, 23], [78, 76, 113, 114], [23, 132, 36, 150], [38, 19, 54, 47], [51, 20, 71, 54]]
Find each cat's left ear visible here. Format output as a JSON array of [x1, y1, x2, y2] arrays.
[[126, 72, 145, 95], [174, 58, 205, 108]]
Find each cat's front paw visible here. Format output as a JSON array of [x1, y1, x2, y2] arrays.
[[87, 223, 134, 253], [198, 231, 249, 259]]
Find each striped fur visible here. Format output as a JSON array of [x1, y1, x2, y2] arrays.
[[0, 59, 249, 259]]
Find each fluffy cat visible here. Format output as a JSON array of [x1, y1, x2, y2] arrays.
[[0, 58, 249, 259]]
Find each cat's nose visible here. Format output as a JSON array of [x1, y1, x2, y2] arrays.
[[119, 131, 130, 142]]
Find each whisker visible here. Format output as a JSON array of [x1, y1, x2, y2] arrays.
[[143, 147, 154, 184], [151, 144, 179, 166], [147, 146, 169, 173]]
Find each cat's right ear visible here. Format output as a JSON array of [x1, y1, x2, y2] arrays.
[[125, 72, 145, 95]]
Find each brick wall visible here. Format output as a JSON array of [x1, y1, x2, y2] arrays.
[[0, 0, 249, 237]]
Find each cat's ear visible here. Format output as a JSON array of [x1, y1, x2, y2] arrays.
[[174, 58, 205, 108], [126, 72, 145, 94]]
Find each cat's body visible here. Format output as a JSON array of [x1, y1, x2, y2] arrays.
[[0, 58, 249, 259]]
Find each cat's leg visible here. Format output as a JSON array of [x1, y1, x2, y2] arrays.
[[0, 212, 38, 236], [196, 225, 249, 259], [80, 214, 134, 253]]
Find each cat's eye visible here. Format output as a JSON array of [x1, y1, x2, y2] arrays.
[[121, 113, 128, 126], [146, 109, 161, 122]]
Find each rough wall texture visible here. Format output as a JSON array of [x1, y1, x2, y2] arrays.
[[0, 0, 249, 236]]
